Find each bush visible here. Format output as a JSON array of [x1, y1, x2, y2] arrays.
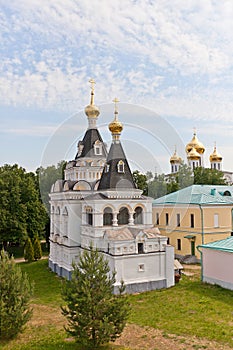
[[61, 246, 130, 349], [33, 236, 42, 260], [24, 237, 34, 262], [0, 250, 33, 340]]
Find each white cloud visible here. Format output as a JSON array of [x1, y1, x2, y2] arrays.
[[0, 0, 232, 123]]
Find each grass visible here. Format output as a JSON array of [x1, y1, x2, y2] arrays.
[[129, 272, 233, 346], [1, 260, 233, 349]]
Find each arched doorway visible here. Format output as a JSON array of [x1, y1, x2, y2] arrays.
[[117, 207, 129, 225], [134, 206, 143, 224], [103, 207, 113, 226]]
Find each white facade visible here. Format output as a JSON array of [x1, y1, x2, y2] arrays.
[[49, 84, 174, 293]]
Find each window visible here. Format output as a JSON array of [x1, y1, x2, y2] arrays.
[[138, 243, 144, 254], [117, 160, 125, 173], [105, 164, 110, 173], [138, 264, 145, 271], [214, 214, 219, 228], [103, 207, 113, 226], [134, 207, 143, 224], [167, 238, 170, 245], [94, 141, 102, 155], [156, 212, 159, 225], [177, 239, 181, 251], [86, 207, 93, 226], [177, 213, 181, 227], [190, 214, 194, 228], [165, 213, 169, 226]]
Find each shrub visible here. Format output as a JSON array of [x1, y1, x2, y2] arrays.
[[33, 236, 42, 260], [24, 237, 34, 262], [0, 250, 33, 340]]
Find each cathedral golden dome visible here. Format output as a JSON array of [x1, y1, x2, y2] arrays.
[[185, 132, 205, 154], [187, 147, 201, 160], [85, 79, 100, 118], [209, 146, 222, 162], [170, 148, 182, 164], [108, 98, 123, 136]]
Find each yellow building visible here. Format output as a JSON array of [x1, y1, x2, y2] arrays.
[[152, 185, 233, 259]]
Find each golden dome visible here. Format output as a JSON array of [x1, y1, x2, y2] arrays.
[[108, 118, 123, 134], [187, 147, 201, 160], [85, 78, 100, 118], [185, 132, 205, 154], [209, 146, 222, 162], [170, 149, 182, 164], [85, 103, 100, 118], [109, 97, 123, 135]]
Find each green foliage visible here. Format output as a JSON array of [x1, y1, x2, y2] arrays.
[[37, 161, 66, 212], [133, 170, 148, 195], [148, 174, 167, 199], [194, 167, 226, 185], [0, 164, 48, 246], [0, 250, 33, 340], [24, 237, 34, 262], [33, 236, 42, 260], [61, 246, 130, 349]]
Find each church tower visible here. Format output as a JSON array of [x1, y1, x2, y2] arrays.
[[185, 130, 205, 169], [170, 147, 182, 174], [64, 79, 107, 186], [210, 144, 222, 171]]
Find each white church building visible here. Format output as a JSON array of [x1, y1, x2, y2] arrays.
[[49, 81, 174, 293]]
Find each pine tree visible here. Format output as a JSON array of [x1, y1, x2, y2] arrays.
[[24, 237, 34, 262], [0, 250, 33, 340], [33, 236, 42, 260], [61, 246, 130, 349]]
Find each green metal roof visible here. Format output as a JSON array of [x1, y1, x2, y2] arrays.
[[198, 236, 233, 253], [152, 185, 233, 206]]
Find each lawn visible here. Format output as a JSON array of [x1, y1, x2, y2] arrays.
[[1, 260, 233, 349]]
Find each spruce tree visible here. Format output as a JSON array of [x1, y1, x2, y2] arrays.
[[61, 246, 130, 349], [0, 250, 33, 340], [33, 236, 42, 260], [24, 237, 34, 262]]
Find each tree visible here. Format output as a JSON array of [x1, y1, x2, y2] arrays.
[[133, 170, 148, 195], [194, 167, 226, 185], [24, 237, 34, 262], [33, 236, 42, 260], [0, 164, 48, 248], [0, 250, 33, 340], [61, 246, 130, 349], [37, 161, 66, 212], [147, 174, 167, 199]]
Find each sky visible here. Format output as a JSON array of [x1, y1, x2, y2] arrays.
[[0, 0, 232, 175]]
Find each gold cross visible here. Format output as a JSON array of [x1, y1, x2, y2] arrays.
[[113, 97, 120, 114], [89, 78, 96, 92]]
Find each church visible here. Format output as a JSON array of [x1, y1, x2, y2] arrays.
[[49, 80, 174, 293], [169, 131, 233, 184]]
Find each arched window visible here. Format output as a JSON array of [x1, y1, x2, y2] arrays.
[[117, 160, 125, 173], [224, 190, 231, 196], [94, 140, 102, 155], [134, 206, 143, 224], [103, 207, 113, 226], [118, 207, 129, 225]]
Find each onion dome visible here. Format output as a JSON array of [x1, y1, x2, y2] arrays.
[[170, 147, 182, 164], [85, 79, 100, 119], [209, 145, 222, 162], [187, 147, 201, 160], [185, 131, 205, 154], [108, 98, 123, 137]]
